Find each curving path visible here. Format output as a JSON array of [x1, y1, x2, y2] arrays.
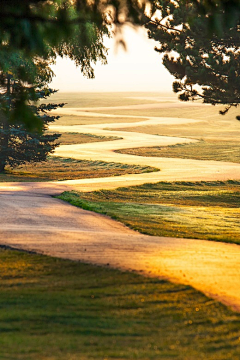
[[49, 110, 240, 189], [1, 102, 240, 312]]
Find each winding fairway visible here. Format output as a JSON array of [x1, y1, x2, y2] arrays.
[[1, 94, 240, 313]]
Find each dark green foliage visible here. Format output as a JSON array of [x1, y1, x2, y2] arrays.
[[0, 0, 111, 129], [0, 0, 238, 57], [56, 22, 108, 79], [0, 1, 106, 128], [0, 0, 239, 128], [0, 0, 147, 57], [193, 0, 240, 30], [0, 54, 62, 172], [146, 0, 240, 117], [0, 99, 61, 173]]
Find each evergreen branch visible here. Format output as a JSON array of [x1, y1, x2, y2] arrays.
[[148, 19, 182, 34]]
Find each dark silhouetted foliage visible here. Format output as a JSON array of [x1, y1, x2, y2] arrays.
[[146, 0, 240, 118], [0, 55, 62, 173]]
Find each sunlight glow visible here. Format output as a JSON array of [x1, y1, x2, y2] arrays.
[[50, 26, 174, 92]]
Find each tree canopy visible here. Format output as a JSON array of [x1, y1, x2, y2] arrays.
[[146, 0, 240, 117], [192, 0, 240, 31], [0, 0, 113, 129], [0, 0, 148, 57], [0, 0, 240, 128], [0, 54, 63, 172]]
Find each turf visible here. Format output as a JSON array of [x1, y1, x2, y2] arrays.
[[58, 181, 240, 244], [0, 157, 157, 182], [54, 115, 142, 126], [116, 139, 240, 164], [94, 102, 239, 120], [51, 132, 121, 145], [44, 91, 161, 108], [1, 247, 240, 360], [108, 105, 240, 142]]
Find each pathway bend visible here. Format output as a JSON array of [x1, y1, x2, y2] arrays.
[[1, 102, 240, 312], [49, 111, 240, 187], [1, 189, 240, 313]]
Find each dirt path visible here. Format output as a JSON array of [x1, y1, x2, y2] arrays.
[[1, 101, 240, 312]]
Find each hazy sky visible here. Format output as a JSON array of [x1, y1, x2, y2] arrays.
[[50, 26, 174, 93]]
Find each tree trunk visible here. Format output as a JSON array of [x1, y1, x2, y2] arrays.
[[0, 116, 9, 173], [0, 161, 6, 173], [0, 75, 11, 173]]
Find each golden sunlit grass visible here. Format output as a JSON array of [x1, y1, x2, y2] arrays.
[[55, 115, 142, 126], [0, 131, 155, 182], [53, 132, 121, 144], [0, 156, 157, 182], [95, 102, 239, 120], [58, 181, 240, 244], [115, 121, 240, 142], [1, 246, 240, 360], [104, 105, 240, 142], [2, 93, 240, 359], [117, 139, 240, 163], [46, 91, 161, 108]]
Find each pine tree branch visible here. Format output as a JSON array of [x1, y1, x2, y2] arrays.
[[148, 19, 182, 34]]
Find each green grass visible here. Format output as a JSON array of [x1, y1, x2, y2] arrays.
[[117, 139, 240, 164], [1, 247, 240, 360], [58, 181, 240, 244], [0, 157, 158, 182]]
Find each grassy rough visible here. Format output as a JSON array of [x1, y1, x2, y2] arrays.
[[54, 115, 142, 126], [44, 91, 161, 108], [0, 247, 240, 360], [117, 140, 240, 164], [0, 157, 158, 182], [58, 181, 240, 244], [52, 132, 121, 145]]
